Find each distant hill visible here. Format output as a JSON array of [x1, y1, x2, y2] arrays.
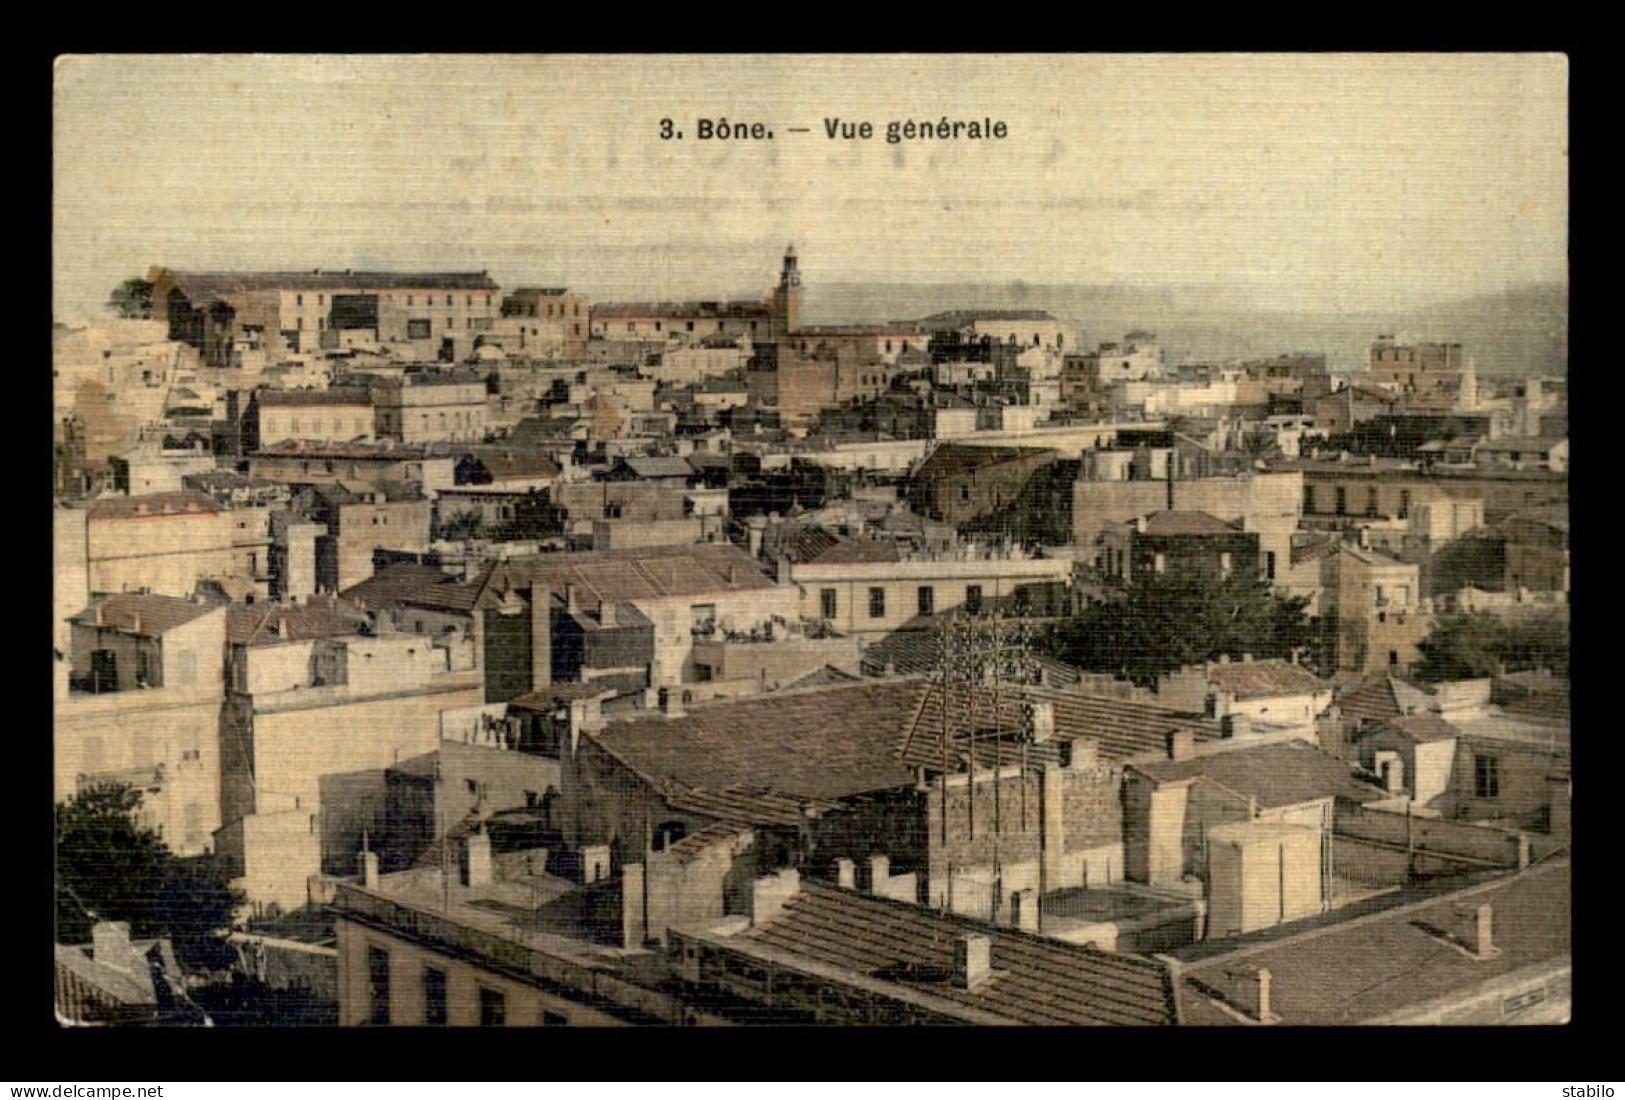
[[802, 282, 1568, 378]]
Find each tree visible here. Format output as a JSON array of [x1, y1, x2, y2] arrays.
[[1042, 570, 1315, 686], [56, 784, 242, 968], [1413, 611, 1570, 683], [106, 277, 154, 320], [1240, 428, 1281, 460]]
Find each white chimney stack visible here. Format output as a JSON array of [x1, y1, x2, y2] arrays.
[[952, 933, 992, 990], [1474, 904, 1500, 960]]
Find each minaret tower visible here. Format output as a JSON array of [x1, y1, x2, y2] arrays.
[[771, 244, 802, 340]]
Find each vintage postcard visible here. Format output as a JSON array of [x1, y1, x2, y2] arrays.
[[52, 53, 1568, 1029]]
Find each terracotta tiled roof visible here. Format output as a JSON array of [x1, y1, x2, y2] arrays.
[[1335, 673, 1438, 723], [862, 627, 1084, 689], [1206, 660, 1327, 700], [589, 679, 924, 812], [1137, 511, 1242, 538], [913, 442, 1057, 480], [479, 543, 776, 606], [1372, 713, 1461, 743], [744, 882, 1177, 1026], [915, 309, 1058, 326], [808, 537, 903, 565], [898, 681, 1218, 769], [1176, 857, 1570, 1025], [71, 593, 217, 636], [1129, 739, 1388, 809], [225, 599, 371, 646], [340, 563, 484, 614], [163, 269, 497, 299], [88, 490, 221, 521], [258, 387, 372, 407]]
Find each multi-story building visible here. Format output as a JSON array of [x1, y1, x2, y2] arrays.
[[217, 599, 484, 911], [1360, 337, 1477, 414], [253, 388, 376, 447], [789, 543, 1074, 640], [906, 443, 1064, 529], [495, 287, 590, 359], [1095, 511, 1263, 585], [914, 309, 1075, 353], [1319, 542, 1431, 675], [373, 372, 490, 444], [148, 268, 502, 365], [85, 491, 237, 598], [299, 483, 433, 594], [54, 594, 227, 857]]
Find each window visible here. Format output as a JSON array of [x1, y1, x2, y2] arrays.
[[1220, 552, 1233, 578], [1389, 649, 1400, 667], [423, 967, 448, 1026], [1399, 490, 1412, 520], [966, 585, 983, 614], [297, 294, 304, 306], [820, 588, 837, 619], [958, 484, 971, 503], [917, 586, 935, 617], [1474, 755, 1501, 799], [1265, 551, 1277, 581], [1334, 486, 1347, 516], [1303, 484, 1316, 514], [1153, 553, 1167, 575], [1366, 487, 1379, 516], [366, 946, 390, 1025], [478, 986, 506, 1027], [446, 295, 453, 306], [868, 587, 886, 619]]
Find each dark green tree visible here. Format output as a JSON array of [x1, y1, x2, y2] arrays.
[[56, 784, 242, 968], [1413, 611, 1570, 683], [1043, 570, 1315, 685], [107, 277, 154, 319]]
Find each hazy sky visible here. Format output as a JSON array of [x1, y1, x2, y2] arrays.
[[54, 54, 1567, 323]]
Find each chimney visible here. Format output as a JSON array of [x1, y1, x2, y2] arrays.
[[868, 854, 889, 893], [1166, 729, 1195, 762], [461, 830, 493, 889], [1242, 653, 1254, 663], [775, 555, 791, 585], [565, 584, 579, 614], [134, 614, 145, 635], [600, 601, 617, 628], [1010, 889, 1040, 932], [658, 686, 684, 718], [1218, 653, 1230, 665], [835, 858, 856, 890], [1238, 966, 1278, 1024], [359, 849, 379, 888], [91, 922, 134, 970], [94, 603, 104, 626], [1473, 904, 1501, 960], [1024, 700, 1056, 744], [951, 933, 992, 990]]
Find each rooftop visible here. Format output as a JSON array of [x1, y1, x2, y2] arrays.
[[1335, 673, 1440, 724], [740, 881, 1177, 1026], [158, 269, 498, 300], [88, 490, 221, 521], [1205, 659, 1328, 700], [226, 598, 372, 646], [339, 562, 484, 615], [478, 543, 777, 607], [1176, 857, 1569, 1024], [1136, 511, 1244, 538], [71, 593, 217, 636], [589, 679, 923, 821], [1129, 738, 1388, 809]]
